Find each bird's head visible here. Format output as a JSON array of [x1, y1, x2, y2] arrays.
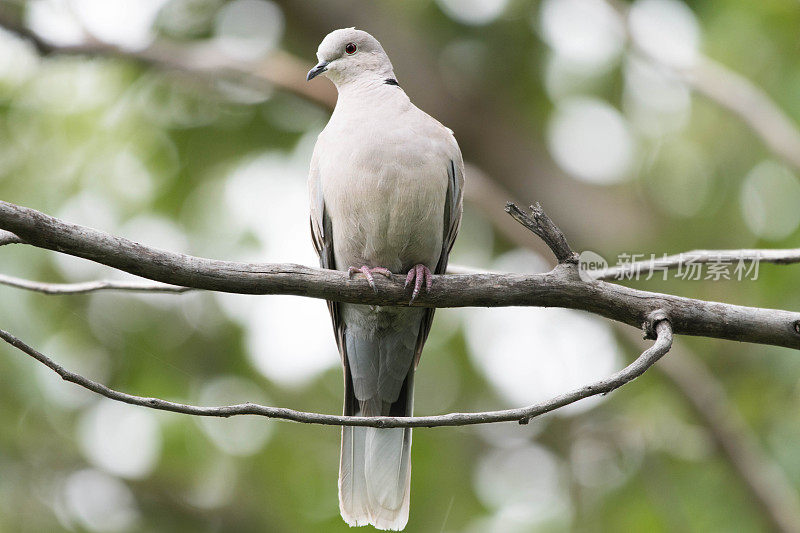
[[306, 28, 396, 86]]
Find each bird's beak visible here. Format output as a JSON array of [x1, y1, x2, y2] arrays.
[[306, 61, 329, 81]]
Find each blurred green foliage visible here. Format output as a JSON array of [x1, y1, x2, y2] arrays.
[[1, 1, 800, 532]]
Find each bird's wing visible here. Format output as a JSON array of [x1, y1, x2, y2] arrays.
[[309, 149, 346, 362], [440, 152, 465, 272], [413, 136, 464, 368]]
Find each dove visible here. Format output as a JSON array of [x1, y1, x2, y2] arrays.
[[306, 28, 463, 531]]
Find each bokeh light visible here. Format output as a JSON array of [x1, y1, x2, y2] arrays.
[[195, 375, 274, 456], [465, 250, 621, 415], [36, 333, 111, 410], [547, 97, 635, 184], [25, 0, 86, 47], [628, 0, 700, 68], [538, 0, 624, 71], [740, 160, 800, 241], [624, 56, 691, 138], [217, 137, 339, 386], [473, 444, 571, 528], [78, 400, 162, 479], [214, 0, 284, 61], [62, 469, 140, 533], [436, 0, 510, 26], [71, 0, 168, 51]]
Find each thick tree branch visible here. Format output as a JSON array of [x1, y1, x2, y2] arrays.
[[0, 319, 672, 427], [1, 200, 799, 349], [0, 267, 478, 294], [4, 245, 797, 296]]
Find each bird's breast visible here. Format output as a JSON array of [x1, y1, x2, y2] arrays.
[[321, 136, 448, 273]]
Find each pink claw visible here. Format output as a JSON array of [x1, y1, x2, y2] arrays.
[[348, 265, 393, 292], [404, 264, 433, 304]]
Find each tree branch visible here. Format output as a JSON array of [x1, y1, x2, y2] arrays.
[[0, 12, 337, 109], [0, 319, 672, 427], [588, 249, 800, 281], [504, 202, 578, 264], [0, 273, 190, 295], [0, 229, 22, 246], [1, 200, 798, 349], [0, 267, 478, 294]]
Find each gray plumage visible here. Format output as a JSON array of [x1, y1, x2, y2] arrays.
[[307, 28, 463, 531]]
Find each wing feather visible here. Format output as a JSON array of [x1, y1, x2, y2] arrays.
[[413, 153, 464, 367], [309, 155, 346, 360]]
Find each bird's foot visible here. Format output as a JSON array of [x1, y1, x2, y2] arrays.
[[404, 264, 433, 304], [347, 266, 393, 292]]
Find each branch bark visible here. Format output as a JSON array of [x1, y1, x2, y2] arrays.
[[505, 202, 578, 264], [0, 319, 672, 427], [0, 229, 22, 246], [1, 200, 798, 349]]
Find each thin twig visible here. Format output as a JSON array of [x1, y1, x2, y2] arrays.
[[588, 249, 800, 281], [0, 319, 672, 427], [504, 203, 578, 264], [0, 273, 191, 295]]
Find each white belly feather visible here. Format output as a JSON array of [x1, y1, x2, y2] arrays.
[[320, 132, 448, 273]]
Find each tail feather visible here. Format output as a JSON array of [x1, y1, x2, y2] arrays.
[[339, 366, 415, 530], [339, 426, 372, 527], [339, 426, 412, 530], [366, 427, 410, 510], [338, 305, 421, 530]]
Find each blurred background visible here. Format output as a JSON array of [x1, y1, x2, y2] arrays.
[[0, 0, 799, 531]]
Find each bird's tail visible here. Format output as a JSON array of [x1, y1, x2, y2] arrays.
[[339, 372, 414, 530]]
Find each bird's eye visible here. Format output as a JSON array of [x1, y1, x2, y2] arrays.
[[345, 42, 357, 55]]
